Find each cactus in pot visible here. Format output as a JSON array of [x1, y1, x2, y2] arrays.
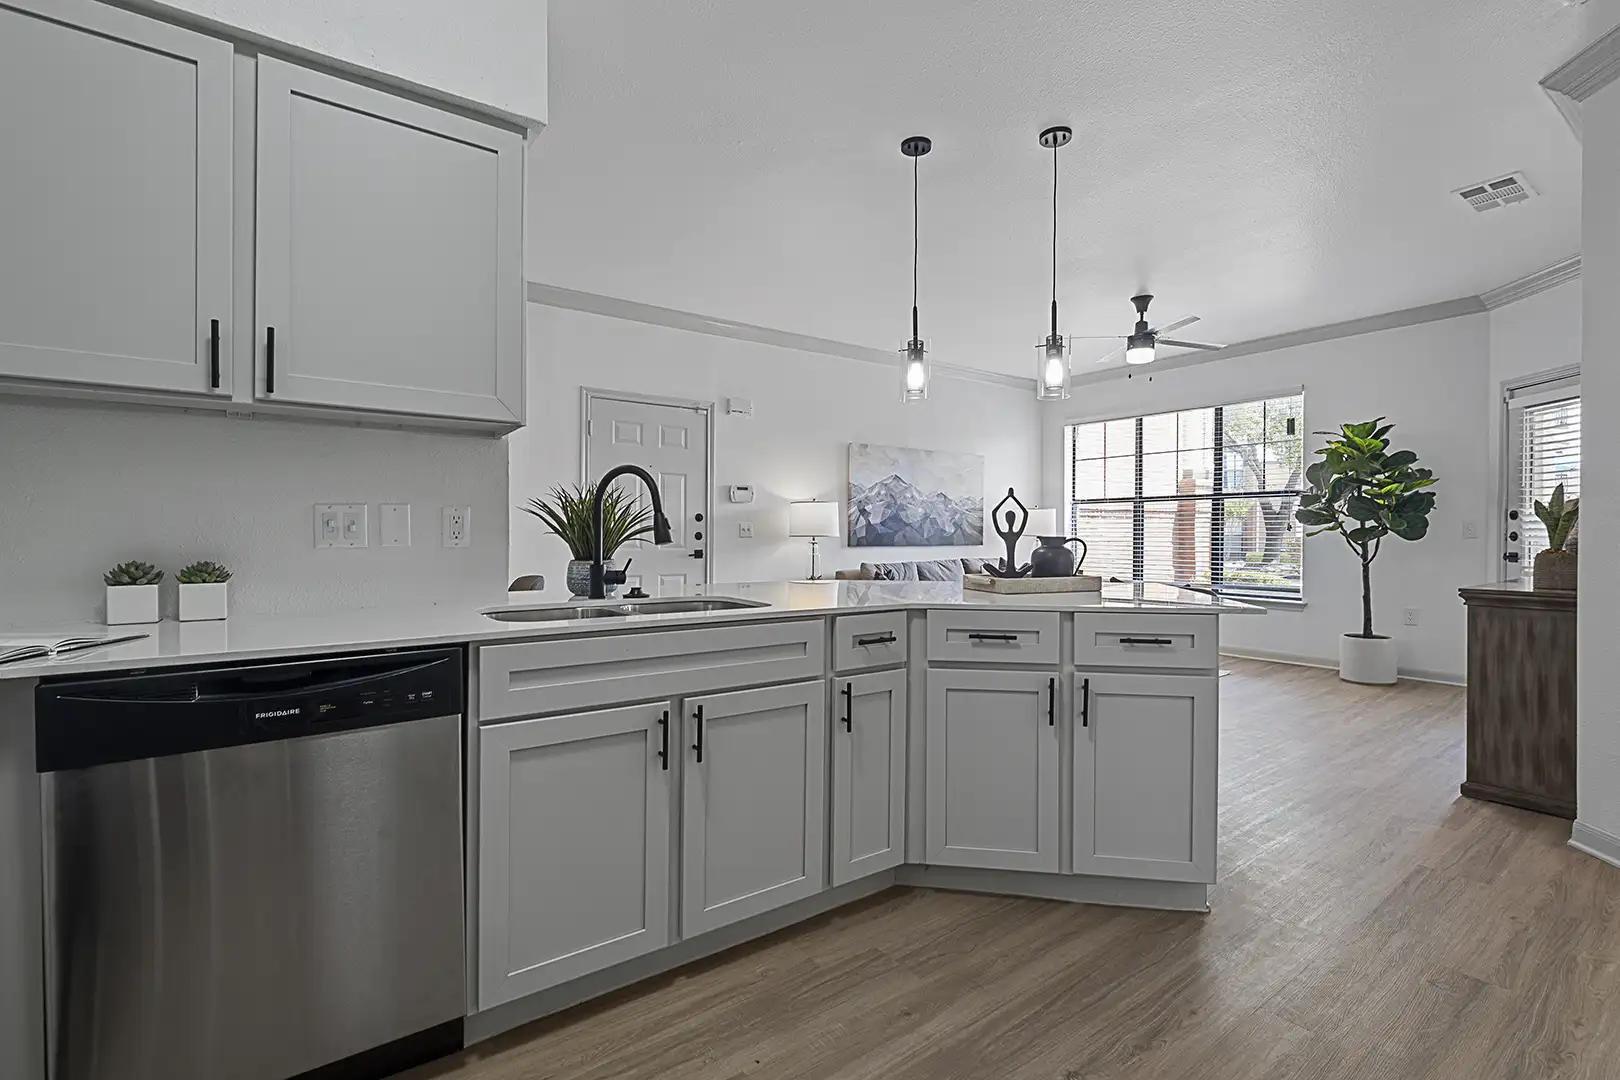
[[177, 560, 233, 621], [1532, 484, 1579, 592], [103, 560, 163, 625]]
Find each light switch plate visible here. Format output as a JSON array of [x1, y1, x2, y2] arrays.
[[379, 504, 410, 547], [315, 504, 367, 549], [442, 506, 471, 548]]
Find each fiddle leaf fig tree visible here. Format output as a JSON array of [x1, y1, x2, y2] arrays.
[[1294, 418, 1438, 638]]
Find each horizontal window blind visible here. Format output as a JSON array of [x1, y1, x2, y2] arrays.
[[1516, 395, 1580, 575], [1064, 393, 1305, 598]]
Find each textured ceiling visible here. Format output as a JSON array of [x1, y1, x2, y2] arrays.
[[528, 0, 1589, 378]]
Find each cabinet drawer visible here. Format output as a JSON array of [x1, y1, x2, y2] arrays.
[[1074, 614, 1217, 671], [833, 612, 909, 673], [479, 620, 825, 720], [927, 610, 1061, 666]]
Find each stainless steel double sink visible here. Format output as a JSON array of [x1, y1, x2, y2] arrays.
[[483, 596, 768, 623]]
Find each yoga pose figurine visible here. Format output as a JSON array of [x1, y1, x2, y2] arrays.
[[985, 488, 1033, 579]]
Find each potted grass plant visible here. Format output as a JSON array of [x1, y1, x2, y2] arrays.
[[176, 560, 233, 621], [103, 560, 163, 625], [1532, 484, 1579, 592], [1295, 418, 1438, 685], [520, 482, 654, 597]]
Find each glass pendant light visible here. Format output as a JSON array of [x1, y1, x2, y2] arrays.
[[900, 135, 932, 402], [1036, 126, 1073, 400]]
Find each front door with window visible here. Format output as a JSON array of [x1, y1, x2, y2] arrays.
[[585, 392, 712, 596]]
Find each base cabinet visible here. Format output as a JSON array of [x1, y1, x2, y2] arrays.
[[1073, 673, 1217, 883], [831, 669, 907, 886], [477, 703, 673, 1008], [681, 681, 827, 936], [925, 669, 1060, 872]]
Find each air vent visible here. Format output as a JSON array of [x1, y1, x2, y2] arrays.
[[1453, 173, 1536, 213]]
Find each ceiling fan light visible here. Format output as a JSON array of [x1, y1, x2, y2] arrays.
[[1125, 333, 1156, 366], [1036, 335, 1069, 400]]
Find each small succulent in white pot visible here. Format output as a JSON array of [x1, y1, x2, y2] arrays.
[[176, 560, 233, 621], [103, 561, 163, 625]]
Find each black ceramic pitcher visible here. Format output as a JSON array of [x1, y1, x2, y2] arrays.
[[1029, 535, 1088, 578]]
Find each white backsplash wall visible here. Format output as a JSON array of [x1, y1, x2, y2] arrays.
[[510, 303, 1042, 594], [0, 400, 509, 625]]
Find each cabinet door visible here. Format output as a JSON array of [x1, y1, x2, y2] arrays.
[[1073, 673, 1217, 883], [926, 669, 1060, 872], [831, 669, 907, 886], [0, 0, 233, 395], [478, 703, 672, 1008], [255, 57, 524, 424], [682, 682, 826, 936]]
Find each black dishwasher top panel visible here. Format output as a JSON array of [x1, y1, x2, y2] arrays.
[[35, 648, 464, 772]]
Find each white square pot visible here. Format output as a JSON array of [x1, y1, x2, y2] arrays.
[[106, 584, 160, 625], [179, 582, 229, 622]]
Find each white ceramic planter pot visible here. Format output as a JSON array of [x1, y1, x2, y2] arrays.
[[106, 584, 160, 625], [1339, 633, 1397, 685], [179, 582, 229, 621]]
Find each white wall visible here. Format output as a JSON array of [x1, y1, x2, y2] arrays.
[[1578, 81, 1620, 847], [510, 305, 1041, 595], [1040, 315, 1494, 683], [131, 0, 547, 126], [0, 401, 509, 626]]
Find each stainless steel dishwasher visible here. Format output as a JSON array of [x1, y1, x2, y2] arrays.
[[34, 649, 466, 1080]]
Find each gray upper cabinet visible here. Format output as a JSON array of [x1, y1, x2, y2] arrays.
[[1073, 673, 1218, 883], [830, 669, 908, 886], [477, 703, 673, 1009], [926, 669, 1060, 872], [0, 0, 234, 396], [254, 58, 525, 426], [681, 681, 827, 937]]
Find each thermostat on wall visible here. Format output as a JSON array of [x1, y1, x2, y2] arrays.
[[728, 485, 755, 503]]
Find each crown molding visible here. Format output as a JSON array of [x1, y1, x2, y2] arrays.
[[526, 282, 1037, 392], [1543, 21, 1620, 103], [1479, 255, 1582, 310]]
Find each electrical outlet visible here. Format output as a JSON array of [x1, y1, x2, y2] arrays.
[[738, 521, 754, 539], [379, 504, 410, 547], [1403, 607, 1420, 627], [315, 504, 366, 548], [442, 506, 471, 548]]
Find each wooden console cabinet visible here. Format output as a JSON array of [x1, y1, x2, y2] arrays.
[[1458, 583, 1576, 818]]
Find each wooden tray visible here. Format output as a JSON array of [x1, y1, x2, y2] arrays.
[[964, 573, 1102, 594]]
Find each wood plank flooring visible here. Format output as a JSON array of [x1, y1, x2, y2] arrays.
[[407, 659, 1620, 1080]]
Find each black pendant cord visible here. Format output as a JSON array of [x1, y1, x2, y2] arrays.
[[912, 151, 920, 342], [1050, 140, 1059, 339]]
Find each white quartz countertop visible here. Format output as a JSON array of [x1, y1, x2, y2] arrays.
[[0, 579, 1258, 680]]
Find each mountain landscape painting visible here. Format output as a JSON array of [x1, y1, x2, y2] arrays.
[[848, 443, 985, 547]]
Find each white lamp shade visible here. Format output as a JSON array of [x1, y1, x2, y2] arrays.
[[789, 500, 841, 537], [1027, 508, 1059, 536]]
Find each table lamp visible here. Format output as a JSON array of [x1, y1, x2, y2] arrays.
[[788, 500, 840, 580]]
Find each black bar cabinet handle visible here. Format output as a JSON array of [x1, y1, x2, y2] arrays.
[[264, 326, 276, 393], [209, 319, 220, 389], [855, 633, 897, 647], [1048, 677, 1056, 727], [657, 709, 669, 770], [842, 682, 853, 732], [1080, 678, 1090, 728], [691, 704, 704, 763], [967, 632, 1019, 643], [1118, 637, 1173, 646]]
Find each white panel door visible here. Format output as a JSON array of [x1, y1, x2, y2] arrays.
[[831, 669, 908, 886], [0, 0, 233, 395], [255, 57, 524, 423], [586, 395, 712, 595], [926, 669, 1060, 872], [1073, 673, 1218, 883], [681, 681, 826, 936], [478, 702, 673, 1008]]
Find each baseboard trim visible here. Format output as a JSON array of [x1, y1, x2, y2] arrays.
[[1219, 648, 1464, 687], [1569, 821, 1620, 868], [465, 873, 897, 1044], [895, 865, 1210, 912]]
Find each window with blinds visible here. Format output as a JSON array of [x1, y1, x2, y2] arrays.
[[1064, 393, 1306, 598], [1510, 389, 1580, 577]]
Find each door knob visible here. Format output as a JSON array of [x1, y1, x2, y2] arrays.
[[690, 549, 705, 559]]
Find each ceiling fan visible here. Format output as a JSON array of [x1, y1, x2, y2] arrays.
[[1076, 294, 1226, 366]]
